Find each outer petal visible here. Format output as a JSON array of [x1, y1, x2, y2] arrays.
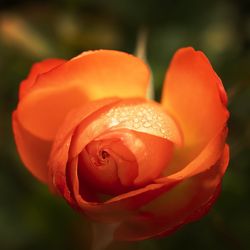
[[17, 50, 150, 140], [12, 111, 51, 182], [161, 47, 229, 174], [19, 58, 65, 99], [114, 145, 229, 241]]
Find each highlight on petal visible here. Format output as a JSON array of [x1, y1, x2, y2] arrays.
[[69, 98, 182, 159], [17, 50, 150, 141], [17, 85, 89, 140], [161, 47, 229, 173]]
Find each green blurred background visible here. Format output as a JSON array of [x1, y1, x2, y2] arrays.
[[0, 0, 250, 249]]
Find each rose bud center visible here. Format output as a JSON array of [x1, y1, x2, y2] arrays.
[[75, 101, 182, 196]]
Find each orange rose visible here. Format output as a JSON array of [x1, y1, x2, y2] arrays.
[[12, 48, 229, 240]]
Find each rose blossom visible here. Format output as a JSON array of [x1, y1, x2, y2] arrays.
[[12, 48, 229, 240]]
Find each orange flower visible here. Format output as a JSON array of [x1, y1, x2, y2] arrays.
[[12, 48, 229, 240]]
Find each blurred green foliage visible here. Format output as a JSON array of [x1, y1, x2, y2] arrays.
[[0, 0, 250, 249]]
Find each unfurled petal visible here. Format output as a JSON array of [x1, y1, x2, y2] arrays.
[[17, 50, 150, 140], [161, 47, 229, 173]]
